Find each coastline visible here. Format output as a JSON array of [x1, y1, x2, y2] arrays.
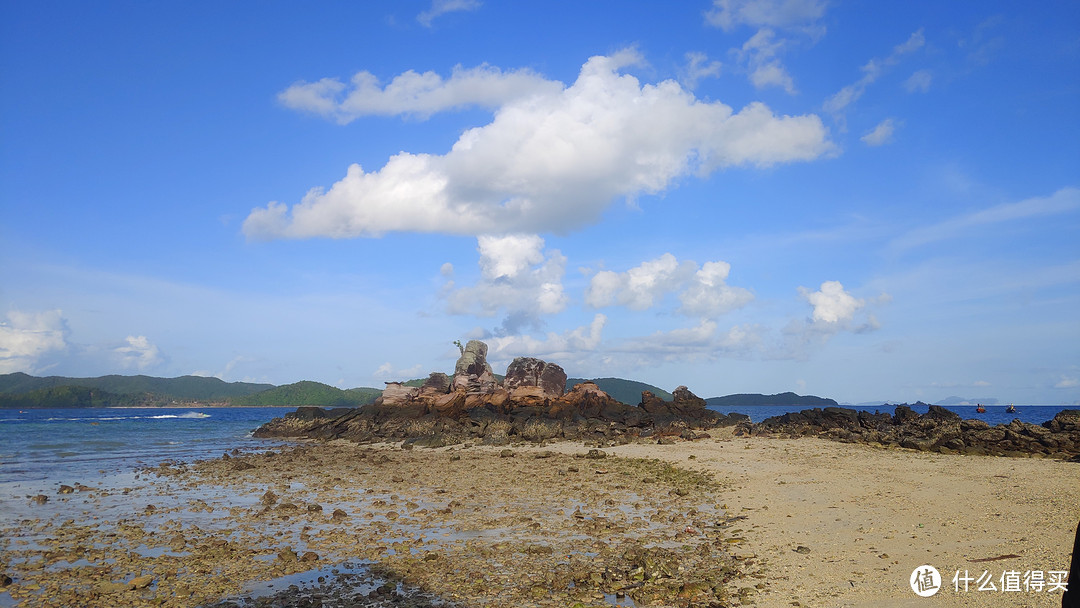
[[2, 432, 1076, 607]]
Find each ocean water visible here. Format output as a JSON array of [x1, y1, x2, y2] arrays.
[[0, 406, 292, 486]]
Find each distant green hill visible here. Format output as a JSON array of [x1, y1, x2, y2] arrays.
[[567, 377, 673, 405], [705, 392, 838, 407], [0, 372, 272, 400], [0, 385, 145, 409], [229, 381, 380, 407]]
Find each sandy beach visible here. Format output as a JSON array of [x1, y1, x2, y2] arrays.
[[543, 432, 1079, 607], [1, 433, 1076, 607]]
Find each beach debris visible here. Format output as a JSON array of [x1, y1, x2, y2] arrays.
[[795, 545, 812, 554], [57, 485, 74, 494], [30, 494, 48, 505]]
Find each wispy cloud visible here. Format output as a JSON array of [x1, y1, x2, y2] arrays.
[[680, 52, 723, 89], [904, 69, 932, 93], [278, 64, 559, 123], [739, 28, 797, 93], [824, 29, 925, 126], [890, 187, 1080, 252], [861, 118, 898, 146], [706, 0, 829, 94], [373, 362, 425, 379], [705, 0, 828, 33], [417, 0, 481, 28]]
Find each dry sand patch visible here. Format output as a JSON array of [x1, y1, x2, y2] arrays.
[[533, 434, 1078, 607]]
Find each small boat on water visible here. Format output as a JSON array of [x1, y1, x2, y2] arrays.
[[976, 404, 986, 413], [1006, 404, 1016, 414]]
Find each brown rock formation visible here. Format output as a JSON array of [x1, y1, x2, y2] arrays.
[[504, 357, 567, 398], [255, 341, 737, 446]]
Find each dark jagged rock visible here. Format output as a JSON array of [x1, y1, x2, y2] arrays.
[[639, 386, 724, 430], [753, 406, 1080, 460]]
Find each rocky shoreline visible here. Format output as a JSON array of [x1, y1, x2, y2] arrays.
[[751, 404, 1080, 459], [1, 442, 754, 607], [254, 341, 741, 447], [253, 340, 1080, 461]]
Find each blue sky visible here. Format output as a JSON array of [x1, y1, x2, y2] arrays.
[[2, 0, 1078, 404]]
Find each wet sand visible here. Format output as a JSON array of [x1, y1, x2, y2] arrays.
[[1, 434, 1076, 607]]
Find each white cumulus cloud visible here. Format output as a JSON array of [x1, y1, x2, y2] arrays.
[[443, 234, 569, 329], [586, 254, 695, 311], [247, 50, 834, 240], [488, 313, 606, 362], [113, 335, 164, 370], [679, 261, 755, 317], [800, 280, 864, 324], [0, 310, 69, 374], [587, 254, 752, 317]]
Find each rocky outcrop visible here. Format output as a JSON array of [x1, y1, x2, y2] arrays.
[[752, 406, 1080, 460], [503, 357, 566, 399], [454, 340, 493, 377], [419, 373, 451, 396], [254, 342, 741, 445], [375, 382, 419, 407], [254, 341, 1079, 460], [639, 386, 720, 430]]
